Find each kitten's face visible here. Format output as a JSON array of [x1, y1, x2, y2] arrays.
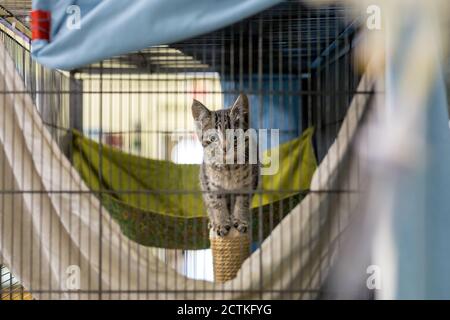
[[192, 94, 250, 166]]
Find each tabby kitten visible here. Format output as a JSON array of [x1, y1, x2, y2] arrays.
[[192, 94, 259, 237]]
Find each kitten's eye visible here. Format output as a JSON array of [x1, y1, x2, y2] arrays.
[[209, 133, 219, 143]]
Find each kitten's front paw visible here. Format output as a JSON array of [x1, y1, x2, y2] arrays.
[[233, 219, 249, 234], [210, 221, 232, 237]]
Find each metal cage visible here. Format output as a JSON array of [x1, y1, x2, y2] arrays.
[[0, 0, 375, 300]]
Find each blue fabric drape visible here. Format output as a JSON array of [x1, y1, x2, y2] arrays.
[[31, 0, 281, 70], [389, 66, 450, 299], [380, 16, 450, 299]]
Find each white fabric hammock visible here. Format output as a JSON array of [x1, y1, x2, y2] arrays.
[[0, 41, 373, 300]]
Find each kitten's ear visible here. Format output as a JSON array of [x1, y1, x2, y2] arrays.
[[230, 93, 249, 123], [191, 99, 211, 122]]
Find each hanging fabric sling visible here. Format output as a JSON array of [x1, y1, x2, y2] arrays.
[[71, 128, 317, 249]]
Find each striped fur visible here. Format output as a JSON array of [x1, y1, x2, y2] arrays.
[[192, 94, 259, 236]]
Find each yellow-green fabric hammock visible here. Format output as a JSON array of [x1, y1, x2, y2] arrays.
[[71, 127, 317, 249]]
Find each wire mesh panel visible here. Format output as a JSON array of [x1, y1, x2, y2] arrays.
[[0, 0, 376, 300]]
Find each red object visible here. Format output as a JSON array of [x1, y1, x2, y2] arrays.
[[192, 80, 206, 101], [30, 10, 51, 41], [104, 134, 123, 149]]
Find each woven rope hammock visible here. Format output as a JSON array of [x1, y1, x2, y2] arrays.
[[71, 127, 317, 250]]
